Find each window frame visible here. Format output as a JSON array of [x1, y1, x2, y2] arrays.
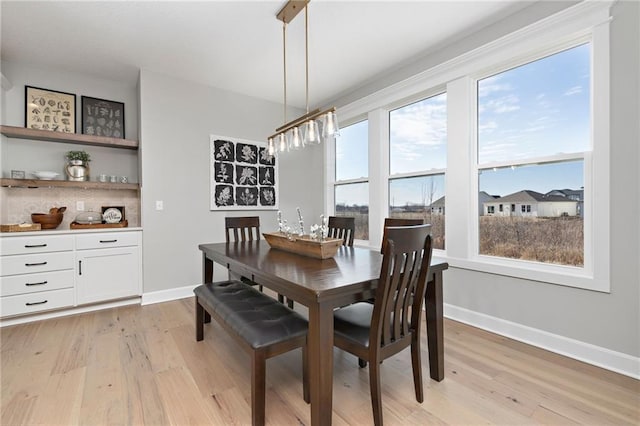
[[326, 1, 611, 292]]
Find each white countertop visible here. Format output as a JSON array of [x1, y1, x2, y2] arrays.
[[0, 227, 143, 237]]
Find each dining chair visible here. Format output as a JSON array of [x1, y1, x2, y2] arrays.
[[225, 216, 263, 291], [380, 217, 423, 254], [333, 224, 433, 426], [225, 216, 291, 307], [328, 216, 355, 247]]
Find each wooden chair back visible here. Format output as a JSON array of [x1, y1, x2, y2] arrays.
[[374, 224, 433, 356], [328, 216, 355, 247], [380, 217, 423, 254], [225, 216, 261, 242]]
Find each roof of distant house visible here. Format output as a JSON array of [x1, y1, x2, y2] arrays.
[[487, 190, 576, 203]]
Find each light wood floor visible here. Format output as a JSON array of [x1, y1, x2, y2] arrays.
[[1, 296, 638, 425]]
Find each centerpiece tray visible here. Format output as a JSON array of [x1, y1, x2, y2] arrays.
[[262, 232, 343, 259]]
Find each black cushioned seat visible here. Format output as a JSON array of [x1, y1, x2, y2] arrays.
[[194, 280, 309, 426], [194, 281, 307, 349]]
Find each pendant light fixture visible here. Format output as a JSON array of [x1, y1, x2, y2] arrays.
[[267, 0, 339, 155]]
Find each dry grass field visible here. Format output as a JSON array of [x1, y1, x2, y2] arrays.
[[337, 210, 583, 266]]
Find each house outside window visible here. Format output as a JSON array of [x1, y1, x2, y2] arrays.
[[477, 44, 589, 267]]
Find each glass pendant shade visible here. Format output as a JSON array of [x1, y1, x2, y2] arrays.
[[322, 110, 340, 139], [277, 133, 288, 152], [267, 137, 276, 156], [303, 119, 321, 145], [288, 126, 303, 150]]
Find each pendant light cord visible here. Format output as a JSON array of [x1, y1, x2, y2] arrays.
[[283, 21, 287, 123], [305, 4, 309, 114]]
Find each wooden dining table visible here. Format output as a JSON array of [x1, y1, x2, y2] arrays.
[[199, 241, 448, 426]]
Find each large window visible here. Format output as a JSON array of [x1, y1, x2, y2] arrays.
[[327, 2, 610, 291], [389, 93, 447, 249], [477, 44, 589, 267], [334, 120, 369, 240]]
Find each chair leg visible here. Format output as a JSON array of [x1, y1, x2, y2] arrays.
[[287, 298, 294, 309], [368, 355, 383, 426], [204, 310, 211, 324], [410, 337, 424, 403], [358, 358, 367, 368], [302, 344, 310, 404], [251, 351, 267, 426], [278, 294, 284, 303], [195, 298, 204, 341]]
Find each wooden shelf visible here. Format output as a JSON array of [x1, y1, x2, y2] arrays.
[[0, 178, 139, 190], [0, 125, 138, 150]]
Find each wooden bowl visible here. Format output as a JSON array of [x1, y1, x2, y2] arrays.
[[31, 213, 64, 230]]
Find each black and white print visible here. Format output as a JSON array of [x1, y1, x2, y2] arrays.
[[210, 135, 278, 210]]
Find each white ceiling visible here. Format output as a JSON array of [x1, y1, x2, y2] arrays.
[[1, 1, 535, 109]]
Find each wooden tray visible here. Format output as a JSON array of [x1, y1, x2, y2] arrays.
[[1, 223, 42, 232], [262, 232, 343, 259], [70, 220, 128, 229]]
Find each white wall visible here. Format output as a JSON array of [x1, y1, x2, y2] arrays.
[[138, 70, 324, 294], [330, 0, 640, 364]]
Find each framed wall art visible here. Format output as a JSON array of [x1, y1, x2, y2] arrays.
[[25, 86, 76, 133], [81, 96, 125, 138], [210, 134, 278, 211]]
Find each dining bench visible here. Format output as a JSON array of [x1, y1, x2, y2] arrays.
[[194, 280, 309, 426]]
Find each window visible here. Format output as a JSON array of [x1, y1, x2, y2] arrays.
[[389, 93, 447, 249], [334, 120, 369, 240], [477, 44, 589, 267], [327, 2, 610, 291]]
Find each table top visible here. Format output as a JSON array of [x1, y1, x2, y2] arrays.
[[199, 241, 448, 306]]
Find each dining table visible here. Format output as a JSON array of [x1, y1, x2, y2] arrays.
[[199, 240, 448, 426]]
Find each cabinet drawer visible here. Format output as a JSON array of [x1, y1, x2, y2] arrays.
[[0, 270, 74, 297], [75, 232, 140, 250], [1, 235, 73, 256], [0, 252, 74, 276], [1, 288, 74, 317]]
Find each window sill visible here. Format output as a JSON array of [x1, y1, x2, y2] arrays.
[[444, 255, 609, 293]]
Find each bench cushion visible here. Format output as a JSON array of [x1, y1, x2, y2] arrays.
[[194, 281, 307, 349]]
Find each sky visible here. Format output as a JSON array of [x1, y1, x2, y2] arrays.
[[335, 43, 590, 206]]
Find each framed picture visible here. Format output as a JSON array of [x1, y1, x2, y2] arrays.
[[101, 206, 125, 224], [81, 96, 125, 138], [25, 86, 76, 133], [210, 134, 278, 211]]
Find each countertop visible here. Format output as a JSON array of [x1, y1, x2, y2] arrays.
[[0, 227, 143, 237]]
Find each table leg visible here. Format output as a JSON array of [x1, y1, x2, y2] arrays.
[[202, 253, 213, 283], [307, 303, 334, 426], [425, 270, 444, 381]]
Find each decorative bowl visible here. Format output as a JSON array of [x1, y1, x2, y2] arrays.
[[31, 212, 64, 229], [74, 211, 103, 224], [31, 171, 60, 180]]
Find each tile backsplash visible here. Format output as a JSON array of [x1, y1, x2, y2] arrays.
[[0, 187, 140, 228]]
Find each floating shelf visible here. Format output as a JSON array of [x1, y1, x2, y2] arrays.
[[0, 178, 139, 191], [0, 125, 138, 150]]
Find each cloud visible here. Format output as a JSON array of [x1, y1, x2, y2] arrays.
[[564, 85, 582, 96]]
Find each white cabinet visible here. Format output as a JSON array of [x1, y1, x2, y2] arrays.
[[0, 230, 142, 319], [76, 231, 141, 304], [0, 235, 75, 316]]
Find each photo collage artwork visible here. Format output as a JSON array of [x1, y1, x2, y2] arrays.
[[210, 135, 277, 210]]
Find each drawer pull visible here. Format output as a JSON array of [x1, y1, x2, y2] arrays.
[[26, 300, 48, 306], [25, 243, 47, 248], [26, 281, 48, 287], [99, 239, 118, 243], [25, 261, 47, 267], [79, 260, 82, 276]]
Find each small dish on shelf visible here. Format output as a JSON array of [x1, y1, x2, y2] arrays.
[[31, 171, 60, 180]]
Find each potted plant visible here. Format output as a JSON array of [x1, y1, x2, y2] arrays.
[[64, 150, 91, 181]]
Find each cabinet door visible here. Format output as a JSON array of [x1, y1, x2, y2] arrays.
[[76, 247, 140, 305]]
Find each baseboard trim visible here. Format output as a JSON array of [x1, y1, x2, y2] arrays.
[[0, 297, 141, 328], [444, 303, 640, 379], [141, 284, 198, 306]]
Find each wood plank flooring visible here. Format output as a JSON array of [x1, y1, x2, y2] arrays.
[[2, 296, 638, 425]]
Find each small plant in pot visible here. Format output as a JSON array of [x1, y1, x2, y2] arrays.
[[64, 150, 91, 181]]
